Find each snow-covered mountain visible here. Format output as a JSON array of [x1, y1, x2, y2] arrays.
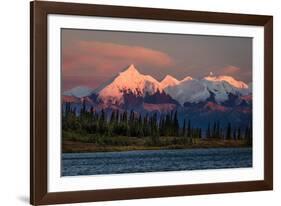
[[164, 79, 209, 105], [63, 86, 94, 98], [63, 64, 251, 107], [164, 75, 251, 105], [97, 64, 162, 104], [62, 65, 252, 128], [181, 76, 193, 82], [204, 75, 248, 89], [160, 75, 180, 89], [160, 75, 193, 89]]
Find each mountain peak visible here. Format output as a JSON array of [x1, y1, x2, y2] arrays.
[[161, 75, 180, 88], [204, 75, 248, 89], [162, 74, 178, 81], [122, 64, 140, 75], [63, 86, 93, 98], [181, 76, 193, 82], [98, 64, 162, 104]]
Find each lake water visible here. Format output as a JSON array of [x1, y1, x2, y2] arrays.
[[62, 147, 252, 176]]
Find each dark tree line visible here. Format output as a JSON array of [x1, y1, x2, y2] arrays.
[[63, 102, 252, 145], [63, 103, 182, 139], [205, 121, 252, 141]]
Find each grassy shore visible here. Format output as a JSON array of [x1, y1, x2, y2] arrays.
[[62, 138, 250, 153]]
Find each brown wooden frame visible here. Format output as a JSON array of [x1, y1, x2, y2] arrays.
[[30, 1, 273, 205]]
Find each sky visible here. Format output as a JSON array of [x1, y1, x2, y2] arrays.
[[62, 29, 252, 91]]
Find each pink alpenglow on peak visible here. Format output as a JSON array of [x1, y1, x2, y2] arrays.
[[204, 75, 249, 89], [160, 75, 180, 89], [98, 64, 162, 104], [181, 76, 193, 82], [120, 64, 140, 75], [63, 64, 252, 107], [160, 75, 193, 89]]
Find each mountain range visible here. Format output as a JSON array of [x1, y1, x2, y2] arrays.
[[63, 64, 252, 128]]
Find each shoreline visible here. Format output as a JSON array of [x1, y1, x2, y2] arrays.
[[63, 139, 251, 153]]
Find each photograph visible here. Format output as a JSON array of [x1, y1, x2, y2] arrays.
[[61, 29, 253, 176], [29, 2, 273, 204]]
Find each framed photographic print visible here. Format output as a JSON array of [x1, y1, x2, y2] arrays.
[[30, 1, 273, 205]]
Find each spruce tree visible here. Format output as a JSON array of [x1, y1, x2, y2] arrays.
[[187, 120, 191, 137], [244, 126, 249, 139], [159, 115, 165, 136], [173, 111, 179, 136], [212, 122, 217, 138], [137, 114, 144, 137], [206, 122, 211, 138], [110, 110, 115, 125], [216, 121, 220, 138], [164, 113, 171, 136], [233, 128, 237, 140], [199, 128, 202, 139], [226, 122, 232, 139], [182, 119, 186, 137], [237, 127, 241, 140]]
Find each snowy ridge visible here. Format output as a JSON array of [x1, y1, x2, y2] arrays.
[[160, 75, 180, 89], [164, 79, 210, 105], [164, 78, 251, 105], [64, 64, 251, 106], [160, 75, 193, 89], [204, 75, 248, 89], [98, 64, 162, 104], [181, 76, 193, 82], [63, 86, 94, 98]]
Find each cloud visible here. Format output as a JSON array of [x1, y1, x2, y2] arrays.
[[63, 75, 107, 91], [221, 65, 241, 75], [63, 40, 173, 74], [62, 40, 174, 90], [206, 65, 241, 77], [204, 65, 250, 83]]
